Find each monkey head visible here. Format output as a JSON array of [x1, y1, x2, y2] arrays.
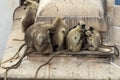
[[85, 27, 94, 37], [23, 0, 38, 9], [77, 20, 86, 34], [35, 29, 49, 45], [89, 27, 94, 32], [78, 21, 86, 30], [24, 0, 32, 6], [34, 27, 53, 53], [51, 17, 69, 51]]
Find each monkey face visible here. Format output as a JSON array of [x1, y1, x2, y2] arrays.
[[89, 27, 94, 32], [78, 21, 86, 32], [35, 28, 50, 46], [24, 0, 32, 7], [34, 31, 51, 53], [81, 24, 86, 29], [78, 21, 86, 27], [85, 30, 93, 37], [35, 33, 44, 46]]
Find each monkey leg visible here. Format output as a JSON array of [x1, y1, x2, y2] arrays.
[[40, 43, 53, 54], [88, 42, 99, 51]]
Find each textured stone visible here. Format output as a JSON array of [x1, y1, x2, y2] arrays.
[[113, 26, 120, 43], [113, 6, 120, 26]]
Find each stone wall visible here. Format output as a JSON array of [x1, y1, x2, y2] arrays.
[[107, 0, 120, 26], [113, 6, 120, 26], [105, 0, 120, 45]]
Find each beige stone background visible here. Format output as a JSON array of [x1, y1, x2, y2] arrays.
[[107, 0, 120, 44]]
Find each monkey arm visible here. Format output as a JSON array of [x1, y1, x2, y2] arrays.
[[41, 39, 53, 53], [71, 40, 82, 52], [34, 38, 53, 54]]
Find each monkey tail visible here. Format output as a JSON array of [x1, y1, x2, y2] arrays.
[[0, 43, 26, 65], [114, 46, 119, 57], [13, 6, 22, 20], [98, 47, 112, 53], [4, 68, 9, 80], [97, 44, 113, 53], [35, 51, 66, 78], [1, 48, 35, 70], [98, 45, 119, 57], [2, 50, 35, 80]]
